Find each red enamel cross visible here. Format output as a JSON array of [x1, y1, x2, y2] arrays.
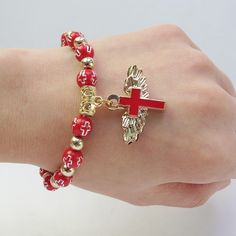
[[118, 87, 165, 117]]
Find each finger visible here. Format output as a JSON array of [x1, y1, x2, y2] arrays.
[[131, 180, 230, 207]]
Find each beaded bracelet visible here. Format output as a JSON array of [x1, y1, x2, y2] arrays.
[[39, 31, 98, 191], [39, 31, 166, 191]]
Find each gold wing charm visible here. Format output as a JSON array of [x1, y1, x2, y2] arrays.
[[103, 65, 165, 145], [121, 65, 149, 144]]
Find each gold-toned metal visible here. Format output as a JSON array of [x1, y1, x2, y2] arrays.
[[78, 64, 158, 144], [121, 65, 149, 144], [70, 136, 84, 151], [80, 102, 97, 116], [79, 87, 124, 114], [50, 177, 60, 189], [74, 36, 87, 48], [81, 85, 96, 97], [80, 86, 97, 116], [105, 94, 124, 111], [60, 164, 75, 177], [94, 96, 104, 108], [81, 57, 94, 68]]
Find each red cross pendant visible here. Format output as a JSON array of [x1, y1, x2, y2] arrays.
[[118, 87, 165, 117], [97, 65, 166, 144]]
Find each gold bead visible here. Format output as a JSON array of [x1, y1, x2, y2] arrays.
[[50, 176, 60, 189], [70, 136, 84, 151], [74, 36, 87, 48], [79, 85, 97, 116], [60, 164, 75, 177], [81, 57, 94, 68]]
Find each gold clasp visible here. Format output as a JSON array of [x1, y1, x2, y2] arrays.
[[94, 94, 124, 111], [94, 96, 104, 108], [106, 94, 124, 111]]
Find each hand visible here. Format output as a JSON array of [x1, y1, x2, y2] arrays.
[[0, 25, 234, 207]]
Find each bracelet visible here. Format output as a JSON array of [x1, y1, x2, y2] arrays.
[[39, 31, 167, 191]]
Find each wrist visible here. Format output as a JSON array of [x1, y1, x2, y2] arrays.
[[0, 48, 79, 168], [0, 49, 32, 164]]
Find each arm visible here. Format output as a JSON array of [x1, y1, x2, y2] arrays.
[[0, 25, 234, 207]]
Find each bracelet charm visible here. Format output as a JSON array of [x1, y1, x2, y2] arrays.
[[96, 65, 166, 144]]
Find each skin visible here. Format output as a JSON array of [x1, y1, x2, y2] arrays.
[[0, 24, 235, 207]]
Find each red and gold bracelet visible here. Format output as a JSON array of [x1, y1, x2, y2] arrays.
[[39, 31, 167, 191]]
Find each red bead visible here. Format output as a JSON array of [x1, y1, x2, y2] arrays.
[[61, 33, 68, 47], [39, 168, 51, 178], [77, 68, 97, 87], [67, 31, 84, 48], [72, 115, 93, 137], [53, 170, 73, 187], [62, 147, 83, 168], [43, 174, 58, 191], [75, 43, 94, 61]]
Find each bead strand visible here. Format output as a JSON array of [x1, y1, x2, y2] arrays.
[[39, 31, 97, 191]]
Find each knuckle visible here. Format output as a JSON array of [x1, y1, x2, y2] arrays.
[[183, 50, 236, 97], [159, 24, 184, 36], [190, 83, 228, 116], [154, 24, 186, 40], [186, 50, 213, 73]]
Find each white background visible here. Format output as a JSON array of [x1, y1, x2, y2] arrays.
[[0, 0, 236, 235]]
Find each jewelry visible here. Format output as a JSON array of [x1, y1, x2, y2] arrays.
[[39, 31, 166, 191], [108, 65, 166, 144]]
